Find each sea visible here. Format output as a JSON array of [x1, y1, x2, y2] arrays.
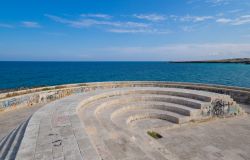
[[0, 61, 250, 89]]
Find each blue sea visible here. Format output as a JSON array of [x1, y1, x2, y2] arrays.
[[0, 62, 250, 89]]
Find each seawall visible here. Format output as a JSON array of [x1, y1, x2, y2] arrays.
[[1, 81, 250, 112]]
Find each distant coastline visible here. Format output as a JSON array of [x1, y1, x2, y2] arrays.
[[170, 58, 250, 64]]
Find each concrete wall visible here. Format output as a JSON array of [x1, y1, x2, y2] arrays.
[[0, 81, 250, 112]]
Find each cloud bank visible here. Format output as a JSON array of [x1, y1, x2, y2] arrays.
[[94, 43, 250, 61]]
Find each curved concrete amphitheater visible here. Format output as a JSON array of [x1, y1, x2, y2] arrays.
[[0, 81, 250, 160]]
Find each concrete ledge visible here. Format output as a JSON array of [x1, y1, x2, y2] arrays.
[[0, 81, 250, 112]]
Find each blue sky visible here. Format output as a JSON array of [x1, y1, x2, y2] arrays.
[[1, 0, 250, 61]]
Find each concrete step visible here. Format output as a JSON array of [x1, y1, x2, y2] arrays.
[[5, 119, 29, 160], [137, 95, 205, 109], [80, 92, 206, 128], [81, 87, 212, 109], [94, 94, 206, 116], [111, 108, 190, 126], [110, 101, 201, 118], [134, 118, 175, 130], [94, 101, 181, 134], [79, 90, 210, 137], [79, 100, 170, 160], [0, 129, 15, 152], [104, 88, 212, 102], [0, 124, 21, 159], [130, 110, 190, 124]]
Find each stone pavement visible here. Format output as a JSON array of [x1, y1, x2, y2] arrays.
[[0, 86, 249, 160], [159, 115, 250, 160]]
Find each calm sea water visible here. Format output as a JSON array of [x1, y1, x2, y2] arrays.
[[0, 62, 250, 89]]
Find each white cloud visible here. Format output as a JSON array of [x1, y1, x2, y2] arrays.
[[121, 22, 149, 28], [45, 14, 148, 28], [0, 23, 14, 28], [180, 15, 214, 22], [107, 28, 170, 34], [45, 14, 69, 23], [21, 21, 41, 28], [232, 15, 250, 25], [187, 0, 231, 6], [216, 18, 232, 23], [108, 29, 148, 33], [134, 14, 214, 23], [206, 0, 231, 6], [216, 15, 250, 25], [81, 14, 112, 19], [45, 13, 250, 35], [133, 14, 166, 22]]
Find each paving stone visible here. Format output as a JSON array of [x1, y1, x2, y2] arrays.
[[35, 150, 53, 160]]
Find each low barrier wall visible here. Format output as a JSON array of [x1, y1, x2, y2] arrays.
[[0, 81, 250, 112]]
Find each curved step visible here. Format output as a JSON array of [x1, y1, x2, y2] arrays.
[[0, 125, 21, 159], [80, 87, 212, 109], [129, 111, 189, 124], [112, 108, 189, 126], [79, 99, 172, 160], [0, 119, 30, 160], [94, 101, 179, 133], [95, 94, 206, 116], [0, 129, 16, 151], [5, 119, 30, 160], [106, 88, 212, 102], [110, 101, 201, 118], [134, 118, 175, 131]]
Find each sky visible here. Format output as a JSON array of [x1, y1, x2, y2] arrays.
[[1, 0, 250, 61]]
